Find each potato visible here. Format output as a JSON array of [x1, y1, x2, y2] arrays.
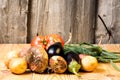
[[4, 50, 19, 68], [9, 57, 27, 74], [81, 55, 98, 71]]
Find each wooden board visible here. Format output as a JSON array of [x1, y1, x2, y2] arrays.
[[27, 0, 95, 43], [0, 0, 28, 43], [0, 44, 120, 80], [72, 0, 96, 43], [96, 0, 120, 43], [27, 0, 73, 42]]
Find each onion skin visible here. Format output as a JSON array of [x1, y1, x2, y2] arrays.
[[9, 57, 27, 74], [27, 46, 48, 73], [4, 50, 19, 68], [19, 47, 31, 58], [49, 56, 67, 73], [79, 54, 98, 71]]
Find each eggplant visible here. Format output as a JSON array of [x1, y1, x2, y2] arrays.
[[65, 51, 81, 77], [47, 42, 64, 58]]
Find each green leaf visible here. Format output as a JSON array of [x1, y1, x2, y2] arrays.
[[110, 60, 120, 71]]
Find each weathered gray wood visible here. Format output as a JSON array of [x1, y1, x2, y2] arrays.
[[1, 0, 120, 44], [0, 0, 28, 43], [96, 0, 120, 43], [72, 0, 96, 43], [28, 0, 95, 43], [27, 0, 75, 43]]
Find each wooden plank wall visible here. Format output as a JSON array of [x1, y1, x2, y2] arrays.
[[0, 0, 120, 44], [27, 0, 96, 43], [0, 0, 28, 43], [96, 0, 120, 44]]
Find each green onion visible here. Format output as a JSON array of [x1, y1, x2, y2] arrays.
[[110, 60, 120, 71]]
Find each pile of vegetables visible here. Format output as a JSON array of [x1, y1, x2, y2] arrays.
[[4, 34, 120, 76], [64, 42, 120, 71]]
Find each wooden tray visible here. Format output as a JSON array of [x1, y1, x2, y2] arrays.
[[0, 44, 120, 80]]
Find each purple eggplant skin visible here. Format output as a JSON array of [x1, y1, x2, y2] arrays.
[[47, 42, 64, 58], [64, 51, 81, 77], [65, 51, 80, 64]]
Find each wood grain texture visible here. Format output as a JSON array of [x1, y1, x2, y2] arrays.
[[96, 0, 120, 43], [72, 0, 96, 43], [27, 0, 74, 42], [0, 0, 28, 43], [0, 44, 120, 80], [0, 70, 32, 80], [1, 0, 120, 44], [27, 0, 96, 43]]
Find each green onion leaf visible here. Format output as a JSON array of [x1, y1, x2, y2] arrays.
[[110, 60, 120, 71]]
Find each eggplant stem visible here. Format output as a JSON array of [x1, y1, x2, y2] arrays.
[[72, 68, 81, 77]]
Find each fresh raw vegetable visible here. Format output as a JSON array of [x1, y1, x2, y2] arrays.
[[4, 50, 19, 68], [68, 60, 81, 77], [64, 42, 120, 62], [64, 42, 120, 71], [19, 47, 31, 58], [49, 56, 67, 73], [31, 36, 46, 49], [110, 60, 120, 71], [9, 57, 27, 74], [47, 42, 64, 58], [19, 47, 32, 69], [64, 51, 81, 77], [64, 43, 102, 56], [79, 54, 98, 71], [27, 46, 48, 73], [31, 34, 64, 50], [79, 54, 88, 59], [45, 34, 64, 49]]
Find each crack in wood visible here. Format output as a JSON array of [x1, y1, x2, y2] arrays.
[[98, 15, 115, 43]]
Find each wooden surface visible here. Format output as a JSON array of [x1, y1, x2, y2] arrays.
[[96, 0, 120, 43], [0, 44, 120, 80], [0, 0, 120, 44], [0, 0, 96, 43], [1, 0, 120, 43], [72, 0, 95, 43], [27, 0, 72, 42], [27, 0, 95, 43], [0, 0, 28, 43]]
